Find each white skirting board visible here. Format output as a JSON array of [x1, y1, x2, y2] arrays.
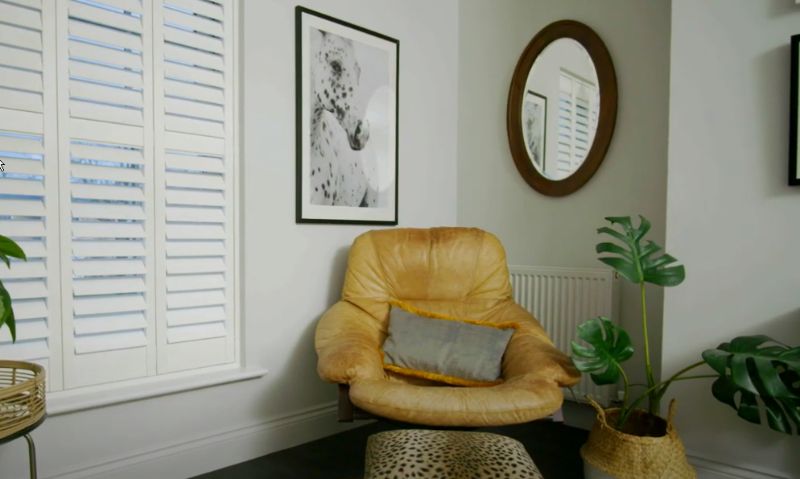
[[46, 402, 359, 479], [689, 453, 793, 479]]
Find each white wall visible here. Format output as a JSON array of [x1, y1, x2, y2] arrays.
[[457, 0, 671, 385], [0, 1, 459, 477], [664, 1, 800, 477]]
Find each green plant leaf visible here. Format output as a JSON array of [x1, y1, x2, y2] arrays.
[[597, 257, 638, 283], [703, 336, 800, 399], [596, 215, 685, 287], [596, 226, 630, 247], [704, 335, 800, 435], [570, 317, 633, 386], [643, 264, 686, 287], [4, 306, 14, 344], [711, 375, 738, 409], [596, 242, 632, 260], [633, 215, 651, 241], [762, 396, 792, 434], [729, 335, 774, 351], [0, 236, 24, 343], [0, 284, 14, 342], [779, 367, 800, 433], [0, 235, 26, 261], [0, 289, 6, 329], [738, 390, 761, 425], [605, 216, 634, 230], [638, 241, 661, 263]]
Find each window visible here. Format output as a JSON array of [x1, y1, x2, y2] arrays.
[[556, 70, 599, 180], [0, 0, 238, 392]]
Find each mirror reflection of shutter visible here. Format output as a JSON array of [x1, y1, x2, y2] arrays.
[[58, 0, 156, 388], [558, 71, 599, 180], [573, 87, 591, 168], [0, 0, 64, 390], [154, 0, 235, 373], [557, 75, 575, 179]]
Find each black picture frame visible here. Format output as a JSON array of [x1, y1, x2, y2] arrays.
[[790, 34, 799, 186], [295, 7, 400, 224], [522, 90, 547, 172]]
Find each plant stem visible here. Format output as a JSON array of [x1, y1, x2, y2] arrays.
[[616, 361, 709, 429], [619, 364, 630, 405], [640, 282, 657, 414], [665, 360, 705, 381], [615, 365, 632, 429], [651, 360, 706, 406], [617, 392, 648, 427], [669, 374, 717, 382]]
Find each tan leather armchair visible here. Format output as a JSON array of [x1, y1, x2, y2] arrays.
[[315, 227, 580, 426]]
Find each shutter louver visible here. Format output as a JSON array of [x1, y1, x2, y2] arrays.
[[59, 0, 155, 387], [0, 0, 63, 389], [155, 0, 234, 373]]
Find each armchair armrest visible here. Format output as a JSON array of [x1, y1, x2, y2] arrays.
[[498, 303, 581, 387], [315, 301, 386, 384]]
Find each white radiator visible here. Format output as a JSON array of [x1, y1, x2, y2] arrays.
[[509, 265, 620, 406]]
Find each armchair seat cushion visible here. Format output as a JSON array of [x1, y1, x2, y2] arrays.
[[350, 377, 565, 427]]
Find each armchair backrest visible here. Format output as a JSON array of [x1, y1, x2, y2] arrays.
[[342, 227, 512, 318]]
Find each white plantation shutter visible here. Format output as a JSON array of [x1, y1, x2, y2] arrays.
[[0, 0, 238, 392], [0, 0, 63, 390], [557, 71, 599, 180], [57, 0, 156, 388], [154, 0, 235, 373]]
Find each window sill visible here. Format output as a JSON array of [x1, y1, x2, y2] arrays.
[[47, 365, 268, 416]]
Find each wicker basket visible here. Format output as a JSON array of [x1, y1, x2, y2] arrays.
[[581, 399, 695, 479], [0, 360, 45, 440]]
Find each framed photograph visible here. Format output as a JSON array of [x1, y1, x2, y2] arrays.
[[296, 7, 399, 224], [522, 91, 547, 171], [790, 34, 799, 185]]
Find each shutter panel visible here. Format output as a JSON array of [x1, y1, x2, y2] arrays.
[[574, 96, 590, 162], [0, 0, 64, 390], [557, 74, 574, 179], [557, 72, 599, 180], [154, 0, 235, 373], [57, 0, 156, 388]]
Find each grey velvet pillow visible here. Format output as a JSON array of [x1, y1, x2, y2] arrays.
[[381, 304, 515, 386]]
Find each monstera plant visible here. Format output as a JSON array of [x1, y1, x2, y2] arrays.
[[571, 216, 800, 435], [0, 234, 26, 342]]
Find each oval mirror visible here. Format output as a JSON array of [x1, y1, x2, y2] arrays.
[[507, 20, 617, 196]]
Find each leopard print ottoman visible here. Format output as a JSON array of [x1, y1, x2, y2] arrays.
[[363, 429, 543, 479]]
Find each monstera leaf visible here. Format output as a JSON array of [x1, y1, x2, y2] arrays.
[[571, 317, 634, 385], [0, 284, 14, 342], [0, 234, 26, 343], [0, 234, 25, 268], [596, 216, 685, 287], [703, 336, 800, 435]]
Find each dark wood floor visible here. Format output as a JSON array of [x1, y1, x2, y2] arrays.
[[194, 419, 588, 479]]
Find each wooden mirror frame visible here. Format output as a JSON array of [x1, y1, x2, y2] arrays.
[[507, 20, 618, 197]]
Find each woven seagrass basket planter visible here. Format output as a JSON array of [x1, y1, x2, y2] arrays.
[[0, 360, 45, 440], [581, 400, 695, 479]]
